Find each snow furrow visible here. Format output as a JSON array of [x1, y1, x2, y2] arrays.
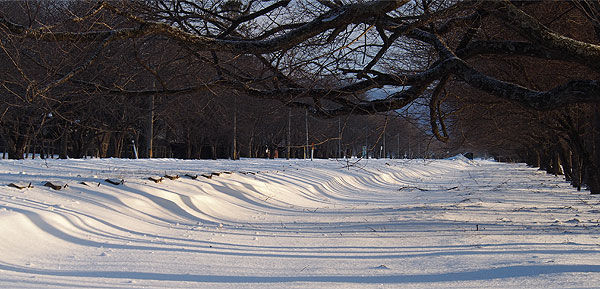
[[0, 158, 598, 288]]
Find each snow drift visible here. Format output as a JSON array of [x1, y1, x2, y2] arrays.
[[0, 157, 598, 288]]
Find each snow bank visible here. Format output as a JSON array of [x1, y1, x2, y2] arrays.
[[0, 158, 596, 288]]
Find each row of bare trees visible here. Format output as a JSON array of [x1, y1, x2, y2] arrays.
[[0, 1, 431, 161], [3, 1, 600, 192], [435, 2, 600, 194]]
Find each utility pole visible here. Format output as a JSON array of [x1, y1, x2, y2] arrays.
[[383, 129, 386, 159], [144, 84, 155, 158], [364, 124, 368, 159], [408, 135, 411, 159], [338, 117, 342, 158], [383, 113, 387, 159], [232, 95, 237, 160], [397, 133, 400, 159], [305, 109, 309, 160], [287, 109, 291, 160]]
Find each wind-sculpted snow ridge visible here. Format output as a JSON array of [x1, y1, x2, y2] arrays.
[[0, 158, 599, 288]]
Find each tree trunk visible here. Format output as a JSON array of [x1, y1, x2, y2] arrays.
[[589, 104, 600, 194], [142, 94, 154, 158], [110, 132, 125, 158], [5, 136, 26, 160], [186, 128, 192, 159], [248, 136, 254, 158], [98, 132, 111, 158], [59, 129, 69, 159], [550, 144, 563, 176], [558, 142, 573, 182], [572, 149, 583, 191], [534, 149, 541, 168], [587, 168, 600, 194]]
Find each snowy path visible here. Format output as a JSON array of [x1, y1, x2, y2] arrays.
[[0, 158, 599, 288]]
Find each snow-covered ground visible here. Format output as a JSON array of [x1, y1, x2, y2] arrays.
[[0, 157, 599, 288]]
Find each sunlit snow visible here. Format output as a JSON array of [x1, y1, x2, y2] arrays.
[[0, 157, 598, 288]]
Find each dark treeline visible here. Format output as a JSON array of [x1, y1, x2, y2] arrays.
[[2, 89, 427, 160], [439, 2, 600, 193], [0, 1, 431, 161]]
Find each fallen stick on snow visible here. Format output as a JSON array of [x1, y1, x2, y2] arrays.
[[398, 186, 429, 191], [44, 182, 67, 190], [80, 181, 100, 187], [148, 177, 163, 183], [164, 174, 180, 180], [105, 179, 124, 185], [398, 186, 459, 191], [8, 182, 33, 189]]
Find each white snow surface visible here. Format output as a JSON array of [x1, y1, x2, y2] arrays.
[[0, 157, 599, 288]]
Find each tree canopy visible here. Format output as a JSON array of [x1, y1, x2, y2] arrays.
[[2, 1, 599, 116]]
